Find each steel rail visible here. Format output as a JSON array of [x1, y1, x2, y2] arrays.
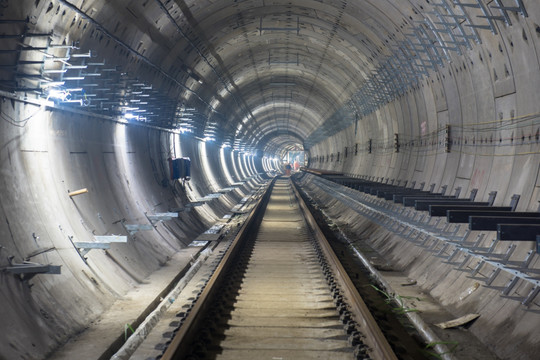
[[159, 179, 274, 360], [161, 176, 397, 359], [291, 180, 398, 360]]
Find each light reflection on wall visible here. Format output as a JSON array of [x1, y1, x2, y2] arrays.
[[230, 149, 242, 180], [220, 147, 235, 184], [171, 133, 182, 158], [200, 141, 220, 192], [242, 153, 253, 176], [113, 123, 128, 167], [248, 155, 257, 175], [234, 151, 247, 179], [273, 158, 282, 172]]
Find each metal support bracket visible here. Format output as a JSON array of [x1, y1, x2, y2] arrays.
[[197, 193, 222, 202], [74, 235, 128, 256], [5, 257, 61, 281], [146, 212, 179, 224], [170, 201, 205, 212], [123, 223, 154, 236]]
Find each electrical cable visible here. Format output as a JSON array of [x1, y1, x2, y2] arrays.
[[0, 100, 45, 127]]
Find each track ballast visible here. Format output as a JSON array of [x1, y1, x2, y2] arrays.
[[159, 178, 397, 360]]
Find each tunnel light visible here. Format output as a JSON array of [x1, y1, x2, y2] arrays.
[[48, 89, 70, 101], [203, 137, 215, 142], [122, 113, 140, 122]]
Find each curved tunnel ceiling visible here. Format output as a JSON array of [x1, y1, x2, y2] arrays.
[[2, 0, 532, 155], [0, 0, 409, 155]]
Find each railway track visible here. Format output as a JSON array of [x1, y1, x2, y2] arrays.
[[158, 178, 398, 360]]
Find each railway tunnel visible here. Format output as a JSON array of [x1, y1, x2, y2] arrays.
[[1, 0, 540, 359]]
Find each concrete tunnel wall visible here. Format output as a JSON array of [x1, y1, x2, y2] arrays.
[[2, 0, 540, 359], [310, 6, 540, 211], [304, 4, 540, 357], [0, 99, 260, 359]]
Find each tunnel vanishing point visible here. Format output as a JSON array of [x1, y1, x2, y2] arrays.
[[1, 0, 540, 359]]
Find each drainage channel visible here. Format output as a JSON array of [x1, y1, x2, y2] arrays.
[[153, 177, 398, 360]]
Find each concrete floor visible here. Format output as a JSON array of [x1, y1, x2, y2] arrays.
[[49, 246, 203, 360]]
